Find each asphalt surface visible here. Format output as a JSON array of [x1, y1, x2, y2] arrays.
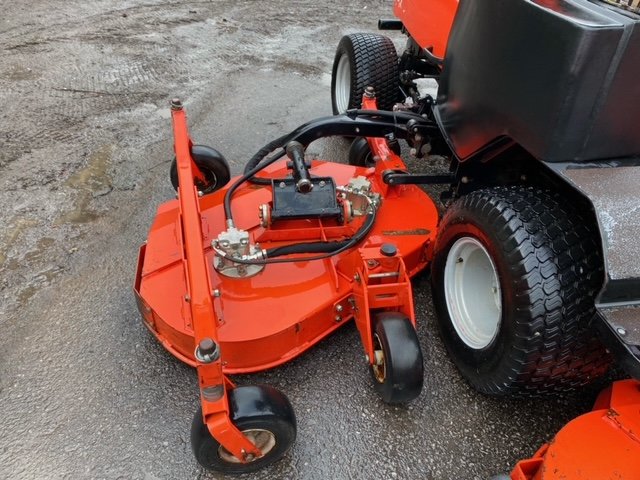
[[0, 1, 609, 479]]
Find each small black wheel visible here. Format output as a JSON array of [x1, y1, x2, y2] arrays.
[[170, 144, 231, 195], [191, 385, 296, 474], [348, 136, 402, 167], [371, 312, 424, 403], [430, 186, 610, 396], [331, 33, 401, 114]]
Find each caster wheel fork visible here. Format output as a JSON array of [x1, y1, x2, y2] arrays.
[[191, 385, 297, 474]]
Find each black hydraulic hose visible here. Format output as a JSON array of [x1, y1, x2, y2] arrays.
[[266, 210, 376, 259], [265, 240, 350, 257], [222, 210, 377, 265], [223, 149, 286, 221], [244, 132, 292, 185], [225, 109, 433, 225]]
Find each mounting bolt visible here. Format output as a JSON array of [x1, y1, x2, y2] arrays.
[[195, 337, 220, 363], [335, 315, 342, 322], [364, 86, 376, 98], [335, 304, 344, 313], [213, 289, 221, 297], [617, 327, 627, 336], [380, 243, 397, 257], [170, 98, 183, 110]]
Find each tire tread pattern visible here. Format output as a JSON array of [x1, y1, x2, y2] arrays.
[[334, 33, 399, 112], [436, 186, 610, 395]]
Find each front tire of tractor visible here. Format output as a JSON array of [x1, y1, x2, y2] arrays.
[[431, 186, 610, 396], [170, 144, 231, 195], [331, 33, 400, 115], [191, 385, 296, 474], [371, 312, 424, 403]]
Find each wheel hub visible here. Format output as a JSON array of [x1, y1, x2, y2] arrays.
[[372, 333, 386, 383], [444, 236, 502, 349], [334, 54, 351, 113], [217, 429, 276, 464]]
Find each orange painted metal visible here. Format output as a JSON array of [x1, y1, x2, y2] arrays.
[[511, 379, 640, 479], [393, 0, 459, 58], [134, 97, 439, 461], [163, 106, 261, 461], [135, 101, 438, 376]]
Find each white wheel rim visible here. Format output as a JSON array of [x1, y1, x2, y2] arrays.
[[334, 54, 351, 113], [444, 237, 502, 349]]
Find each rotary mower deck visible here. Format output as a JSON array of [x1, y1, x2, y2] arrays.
[[134, 94, 441, 472]]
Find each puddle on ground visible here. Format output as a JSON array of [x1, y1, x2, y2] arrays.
[[58, 145, 113, 224], [0, 218, 39, 266]]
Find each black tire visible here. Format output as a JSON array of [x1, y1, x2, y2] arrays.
[[348, 136, 402, 167], [430, 186, 610, 396], [331, 33, 400, 114], [371, 312, 424, 403], [170, 144, 231, 195], [191, 385, 296, 474]]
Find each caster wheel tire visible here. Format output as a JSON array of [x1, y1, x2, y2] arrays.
[[371, 312, 424, 403], [170, 144, 231, 195], [191, 385, 296, 474], [331, 33, 400, 115], [431, 186, 610, 396], [348, 136, 402, 167]]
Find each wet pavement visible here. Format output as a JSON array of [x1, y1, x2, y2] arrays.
[[0, 1, 608, 479]]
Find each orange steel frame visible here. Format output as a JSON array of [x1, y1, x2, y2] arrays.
[[134, 95, 439, 462], [393, 0, 459, 57]]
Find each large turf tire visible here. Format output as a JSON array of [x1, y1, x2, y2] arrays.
[[431, 186, 610, 396], [331, 33, 400, 114]]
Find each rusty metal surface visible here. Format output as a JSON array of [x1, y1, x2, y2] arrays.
[[562, 165, 640, 281]]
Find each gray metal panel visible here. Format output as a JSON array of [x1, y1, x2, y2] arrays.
[[600, 305, 640, 346], [561, 165, 640, 281]]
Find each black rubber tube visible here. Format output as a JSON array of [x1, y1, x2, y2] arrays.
[[265, 211, 375, 259]]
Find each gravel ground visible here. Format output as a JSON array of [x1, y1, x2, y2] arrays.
[[0, 1, 609, 479]]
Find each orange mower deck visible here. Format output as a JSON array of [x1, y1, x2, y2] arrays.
[[135, 160, 438, 372], [133, 95, 440, 472]]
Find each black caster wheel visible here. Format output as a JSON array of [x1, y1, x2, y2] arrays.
[[191, 385, 296, 474], [348, 136, 402, 167], [170, 144, 231, 195], [371, 312, 424, 403]]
